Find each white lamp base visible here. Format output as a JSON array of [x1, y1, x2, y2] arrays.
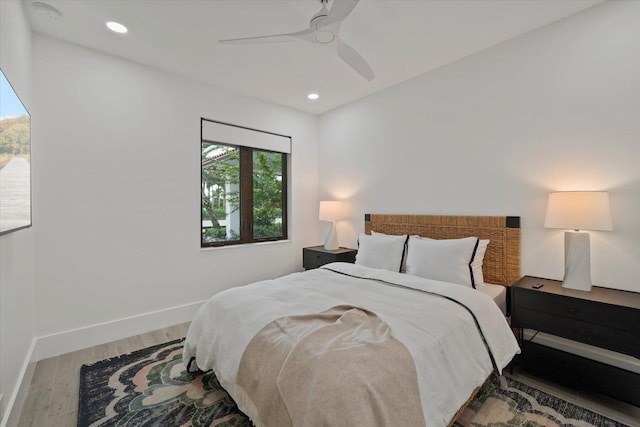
[[562, 231, 592, 291], [324, 221, 339, 250]]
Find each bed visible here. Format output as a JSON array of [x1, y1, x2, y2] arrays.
[[184, 214, 522, 427]]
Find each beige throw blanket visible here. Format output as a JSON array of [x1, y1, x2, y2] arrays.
[[236, 305, 426, 427]]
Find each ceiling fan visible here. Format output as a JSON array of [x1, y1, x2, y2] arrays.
[[219, 0, 375, 81]]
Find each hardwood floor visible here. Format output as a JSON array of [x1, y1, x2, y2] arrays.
[[16, 322, 640, 426], [16, 322, 190, 427]]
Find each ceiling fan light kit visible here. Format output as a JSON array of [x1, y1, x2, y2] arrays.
[[219, 0, 375, 81], [315, 30, 335, 44]]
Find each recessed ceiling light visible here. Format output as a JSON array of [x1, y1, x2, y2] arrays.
[[307, 93, 319, 100], [106, 21, 128, 34]]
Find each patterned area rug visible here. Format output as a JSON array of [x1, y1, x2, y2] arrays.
[[78, 338, 629, 427]]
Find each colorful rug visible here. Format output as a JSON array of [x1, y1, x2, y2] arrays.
[[78, 339, 629, 427], [454, 375, 628, 427]]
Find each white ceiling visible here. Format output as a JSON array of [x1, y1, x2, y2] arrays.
[[24, 0, 603, 115]]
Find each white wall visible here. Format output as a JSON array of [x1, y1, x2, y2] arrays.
[[32, 36, 319, 356], [318, 1, 640, 292], [0, 0, 36, 424]]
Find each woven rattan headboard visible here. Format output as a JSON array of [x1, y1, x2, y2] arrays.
[[364, 214, 521, 286]]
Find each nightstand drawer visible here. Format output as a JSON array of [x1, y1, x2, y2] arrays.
[[513, 289, 637, 333], [302, 246, 357, 270], [303, 251, 336, 269]]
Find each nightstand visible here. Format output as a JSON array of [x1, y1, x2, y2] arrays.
[[511, 275, 640, 406], [302, 246, 357, 270]]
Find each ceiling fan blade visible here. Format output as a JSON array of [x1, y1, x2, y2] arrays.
[[336, 37, 375, 81], [219, 28, 313, 44], [219, 34, 295, 45], [321, 0, 360, 27]]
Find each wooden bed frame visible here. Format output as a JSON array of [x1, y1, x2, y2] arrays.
[[364, 214, 521, 286]]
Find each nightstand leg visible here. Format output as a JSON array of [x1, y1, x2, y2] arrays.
[[510, 327, 524, 375], [519, 327, 523, 348]]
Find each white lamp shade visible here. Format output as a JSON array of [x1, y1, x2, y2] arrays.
[[319, 201, 343, 221], [544, 191, 612, 231]]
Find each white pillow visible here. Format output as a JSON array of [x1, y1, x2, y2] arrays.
[[471, 239, 490, 285], [355, 232, 408, 272], [405, 236, 479, 287]]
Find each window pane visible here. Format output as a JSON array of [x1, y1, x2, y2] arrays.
[[201, 143, 240, 244], [252, 150, 284, 240], [201, 119, 289, 247]]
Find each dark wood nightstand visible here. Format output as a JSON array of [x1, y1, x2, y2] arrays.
[[511, 275, 640, 406], [303, 246, 357, 270]]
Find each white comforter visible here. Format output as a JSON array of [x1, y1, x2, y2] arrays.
[[183, 263, 520, 427]]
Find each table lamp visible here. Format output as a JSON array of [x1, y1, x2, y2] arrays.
[[544, 191, 612, 291], [319, 201, 343, 250]]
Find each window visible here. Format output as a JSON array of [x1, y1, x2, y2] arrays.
[[201, 119, 289, 247]]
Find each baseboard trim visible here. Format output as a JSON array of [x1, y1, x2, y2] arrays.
[[1, 339, 36, 427], [34, 300, 206, 361]]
